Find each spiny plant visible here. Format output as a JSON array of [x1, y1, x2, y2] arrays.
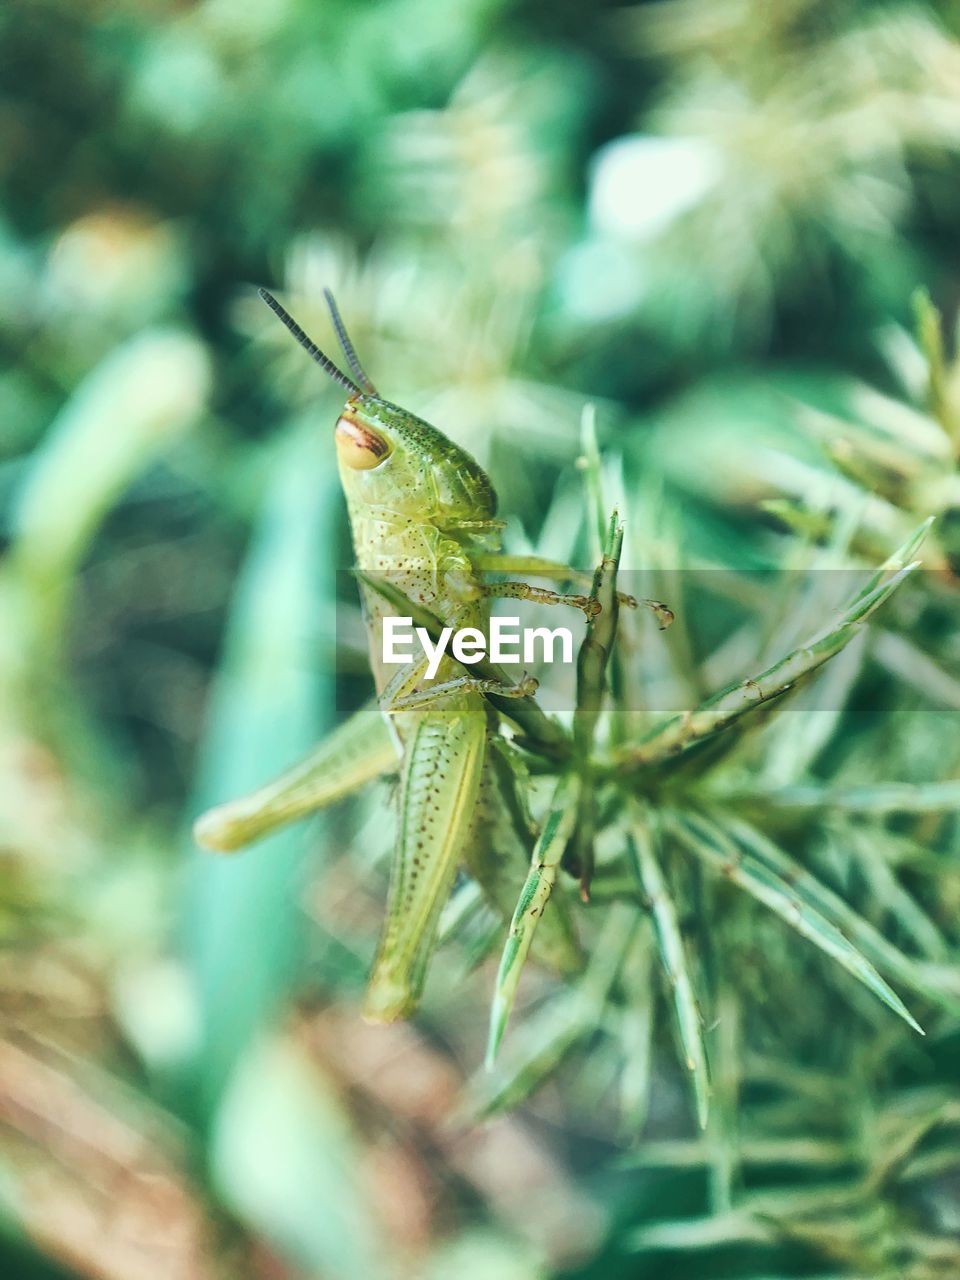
[[194, 289, 948, 1143], [561, 299, 960, 1278], [606, 0, 960, 341], [763, 290, 960, 572]]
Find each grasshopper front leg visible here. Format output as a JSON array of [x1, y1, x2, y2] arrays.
[[482, 579, 600, 617], [376, 650, 537, 715], [363, 706, 487, 1022], [476, 554, 673, 627], [389, 673, 538, 713]]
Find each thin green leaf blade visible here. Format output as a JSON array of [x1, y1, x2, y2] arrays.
[[619, 554, 922, 774], [721, 815, 957, 1009], [486, 771, 580, 1066], [671, 812, 923, 1036], [628, 815, 710, 1129]]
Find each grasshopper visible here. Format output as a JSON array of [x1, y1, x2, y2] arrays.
[[195, 288, 624, 1022]]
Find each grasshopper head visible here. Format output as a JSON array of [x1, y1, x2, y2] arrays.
[[259, 288, 496, 522]]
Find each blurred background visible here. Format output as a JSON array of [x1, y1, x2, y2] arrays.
[[4, 1, 960, 1277]]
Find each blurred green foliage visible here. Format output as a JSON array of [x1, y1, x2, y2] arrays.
[[3, 1, 960, 1278]]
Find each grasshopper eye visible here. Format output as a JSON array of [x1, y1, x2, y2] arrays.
[[335, 413, 391, 470]]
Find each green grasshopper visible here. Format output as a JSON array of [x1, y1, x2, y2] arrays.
[[194, 287, 622, 1021]]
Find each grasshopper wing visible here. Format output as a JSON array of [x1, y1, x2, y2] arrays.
[[363, 708, 487, 1022]]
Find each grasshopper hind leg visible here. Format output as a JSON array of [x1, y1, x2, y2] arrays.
[[363, 708, 487, 1022]]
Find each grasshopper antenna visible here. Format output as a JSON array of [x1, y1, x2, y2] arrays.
[[323, 288, 379, 396], [258, 288, 362, 397]]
